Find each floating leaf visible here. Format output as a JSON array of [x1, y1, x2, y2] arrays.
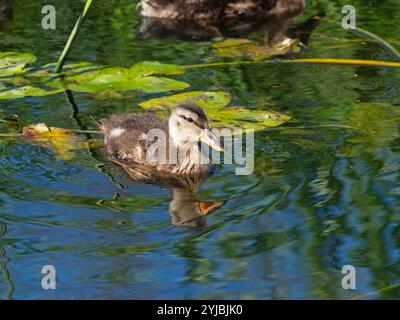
[[0, 52, 37, 78], [1, 59, 189, 98], [45, 65, 189, 94], [212, 38, 303, 61], [139, 91, 231, 110], [22, 123, 87, 160], [139, 91, 291, 131], [0, 86, 63, 100]]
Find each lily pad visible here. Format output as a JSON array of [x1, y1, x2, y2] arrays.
[[0, 86, 63, 100], [212, 38, 303, 61], [44, 65, 189, 94], [1, 59, 189, 98], [139, 91, 291, 131], [139, 91, 232, 110], [0, 52, 37, 78]]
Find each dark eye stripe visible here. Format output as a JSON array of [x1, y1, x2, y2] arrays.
[[179, 115, 206, 129]]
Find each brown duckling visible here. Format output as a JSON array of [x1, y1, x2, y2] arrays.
[[140, 0, 305, 21], [99, 103, 223, 177]]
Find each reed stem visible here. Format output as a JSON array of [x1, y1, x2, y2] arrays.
[[55, 0, 93, 73]]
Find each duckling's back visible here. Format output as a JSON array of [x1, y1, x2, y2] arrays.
[[99, 113, 168, 163]]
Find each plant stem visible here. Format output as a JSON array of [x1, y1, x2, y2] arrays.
[[185, 58, 400, 70], [351, 26, 400, 61], [324, 19, 400, 61], [55, 0, 93, 73]]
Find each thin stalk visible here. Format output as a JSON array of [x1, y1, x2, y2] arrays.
[[324, 19, 400, 61], [185, 58, 400, 70], [351, 26, 400, 61], [55, 0, 93, 73]]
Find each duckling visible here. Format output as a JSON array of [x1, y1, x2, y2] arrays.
[[99, 103, 223, 177], [140, 0, 305, 21]]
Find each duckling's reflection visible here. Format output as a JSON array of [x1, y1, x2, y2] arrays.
[[113, 160, 225, 228]]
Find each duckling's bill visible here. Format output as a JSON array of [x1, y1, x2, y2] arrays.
[[199, 129, 224, 152]]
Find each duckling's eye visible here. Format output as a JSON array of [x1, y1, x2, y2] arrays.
[[179, 115, 195, 123]]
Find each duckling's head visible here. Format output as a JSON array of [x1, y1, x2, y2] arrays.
[[168, 103, 223, 152]]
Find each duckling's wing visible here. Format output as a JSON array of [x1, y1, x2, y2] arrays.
[[99, 113, 168, 163], [99, 113, 167, 135]]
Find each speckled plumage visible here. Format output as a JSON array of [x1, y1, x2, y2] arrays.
[[100, 112, 168, 164], [141, 0, 305, 20], [99, 104, 219, 181]]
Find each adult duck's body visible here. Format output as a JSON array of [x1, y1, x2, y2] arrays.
[[140, 0, 305, 20]]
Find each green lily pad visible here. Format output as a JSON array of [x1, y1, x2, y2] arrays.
[[0, 52, 37, 78], [212, 38, 303, 61], [44, 65, 189, 94], [139, 91, 232, 110], [139, 91, 291, 131], [0, 57, 189, 98], [0, 86, 63, 100]]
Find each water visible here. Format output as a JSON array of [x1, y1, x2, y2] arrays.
[[0, 0, 400, 299]]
